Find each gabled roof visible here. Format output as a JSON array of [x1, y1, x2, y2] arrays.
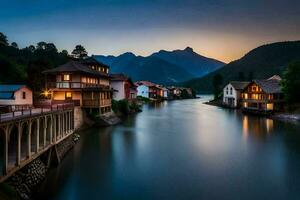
[[43, 61, 109, 77], [0, 84, 28, 100], [80, 56, 110, 68], [254, 78, 282, 94], [0, 84, 27, 92], [111, 74, 136, 87], [229, 81, 250, 90], [135, 81, 156, 87]]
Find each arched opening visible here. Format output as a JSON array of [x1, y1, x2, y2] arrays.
[[20, 122, 29, 161], [31, 120, 38, 154], [39, 118, 45, 150], [0, 128, 5, 176], [8, 124, 18, 168], [56, 115, 60, 140], [46, 116, 52, 146]]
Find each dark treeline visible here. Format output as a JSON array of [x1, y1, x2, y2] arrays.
[[0, 32, 88, 96]]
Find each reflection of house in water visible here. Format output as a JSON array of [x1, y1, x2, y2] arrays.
[[242, 115, 274, 140]]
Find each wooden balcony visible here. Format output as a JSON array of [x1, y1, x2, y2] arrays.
[[48, 82, 110, 90], [82, 99, 111, 108]]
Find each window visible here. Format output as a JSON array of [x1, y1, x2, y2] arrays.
[[65, 92, 72, 100], [226, 88, 228, 95], [22, 92, 26, 99], [230, 87, 233, 95], [63, 74, 71, 81]]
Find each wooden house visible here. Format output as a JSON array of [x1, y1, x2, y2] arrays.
[[241, 75, 284, 114], [43, 57, 112, 114]]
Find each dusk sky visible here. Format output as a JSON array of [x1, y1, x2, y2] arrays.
[[1, 0, 300, 63]]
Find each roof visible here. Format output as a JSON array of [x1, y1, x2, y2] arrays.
[[0, 84, 27, 100], [0, 84, 27, 92], [111, 74, 136, 87], [80, 56, 110, 68], [135, 81, 156, 87], [229, 81, 250, 90], [254, 78, 282, 94], [43, 61, 109, 77]]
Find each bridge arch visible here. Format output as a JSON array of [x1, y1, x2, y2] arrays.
[[46, 116, 52, 146], [39, 117, 45, 150], [8, 124, 19, 168], [31, 119, 39, 154], [0, 127, 6, 176], [20, 121, 30, 161]]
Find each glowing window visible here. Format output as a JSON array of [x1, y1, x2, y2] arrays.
[[63, 74, 70, 81], [65, 92, 72, 100]]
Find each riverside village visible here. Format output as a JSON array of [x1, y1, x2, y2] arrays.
[[1, 2, 300, 198]]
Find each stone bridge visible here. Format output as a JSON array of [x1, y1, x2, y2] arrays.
[[0, 105, 75, 182]]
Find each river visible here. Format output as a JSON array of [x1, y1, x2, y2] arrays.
[[36, 96, 300, 200]]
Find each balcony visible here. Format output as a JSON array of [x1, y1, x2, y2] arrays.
[[82, 99, 111, 108], [48, 82, 110, 90]]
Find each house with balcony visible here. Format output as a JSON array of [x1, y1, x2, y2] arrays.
[[223, 81, 249, 108], [111, 74, 137, 101], [241, 75, 284, 114], [43, 57, 112, 115]]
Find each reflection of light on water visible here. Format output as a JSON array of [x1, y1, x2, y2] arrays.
[[266, 119, 274, 134], [242, 115, 249, 140]]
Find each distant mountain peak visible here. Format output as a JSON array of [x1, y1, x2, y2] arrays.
[[184, 47, 194, 52], [120, 52, 136, 57]]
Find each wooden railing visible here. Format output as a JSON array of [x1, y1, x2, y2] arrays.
[[48, 82, 110, 89], [0, 103, 75, 123], [82, 99, 111, 108]]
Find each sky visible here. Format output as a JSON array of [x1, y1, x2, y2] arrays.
[[1, 0, 300, 63]]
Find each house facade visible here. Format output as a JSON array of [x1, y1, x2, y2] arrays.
[[241, 75, 284, 113], [111, 74, 137, 101], [0, 85, 33, 112], [43, 57, 112, 114], [223, 81, 249, 108]]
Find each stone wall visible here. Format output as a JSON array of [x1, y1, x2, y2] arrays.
[[74, 106, 84, 131]]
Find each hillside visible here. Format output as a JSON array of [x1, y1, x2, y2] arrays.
[[94, 47, 224, 85], [183, 41, 300, 93], [151, 47, 225, 77]]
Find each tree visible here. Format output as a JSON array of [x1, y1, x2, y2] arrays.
[[0, 32, 8, 46], [72, 45, 88, 58], [11, 42, 18, 49], [36, 41, 47, 50], [45, 43, 58, 53], [281, 61, 300, 104], [61, 49, 69, 56], [212, 73, 223, 99], [28, 45, 36, 52]]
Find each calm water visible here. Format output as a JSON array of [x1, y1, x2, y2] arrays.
[[36, 96, 300, 200]]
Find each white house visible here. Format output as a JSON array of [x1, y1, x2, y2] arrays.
[[162, 87, 168, 98], [0, 85, 33, 111], [135, 81, 155, 98], [110, 74, 137, 101], [223, 81, 249, 108]]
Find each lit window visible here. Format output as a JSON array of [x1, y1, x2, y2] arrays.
[[63, 74, 70, 81], [65, 92, 72, 100]]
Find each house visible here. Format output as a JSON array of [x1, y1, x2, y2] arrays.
[[43, 57, 113, 115], [241, 75, 284, 114], [223, 81, 250, 108], [162, 87, 169, 98], [0, 85, 33, 112], [135, 81, 156, 99], [110, 74, 137, 101]]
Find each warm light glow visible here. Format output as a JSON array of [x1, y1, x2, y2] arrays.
[[42, 90, 51, 97], [65, 92, 72, 99], [267, 103, 274, 110], [63, 74, 70, 81]]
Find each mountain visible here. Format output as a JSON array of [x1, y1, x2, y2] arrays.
[[182, 41, 300, 93], [151, 47, 225, 77], [94, 47, 225, 85]]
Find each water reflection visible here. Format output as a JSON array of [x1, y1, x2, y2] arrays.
[[242, 115, 274, 141], [36, 97, 300, 200]]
